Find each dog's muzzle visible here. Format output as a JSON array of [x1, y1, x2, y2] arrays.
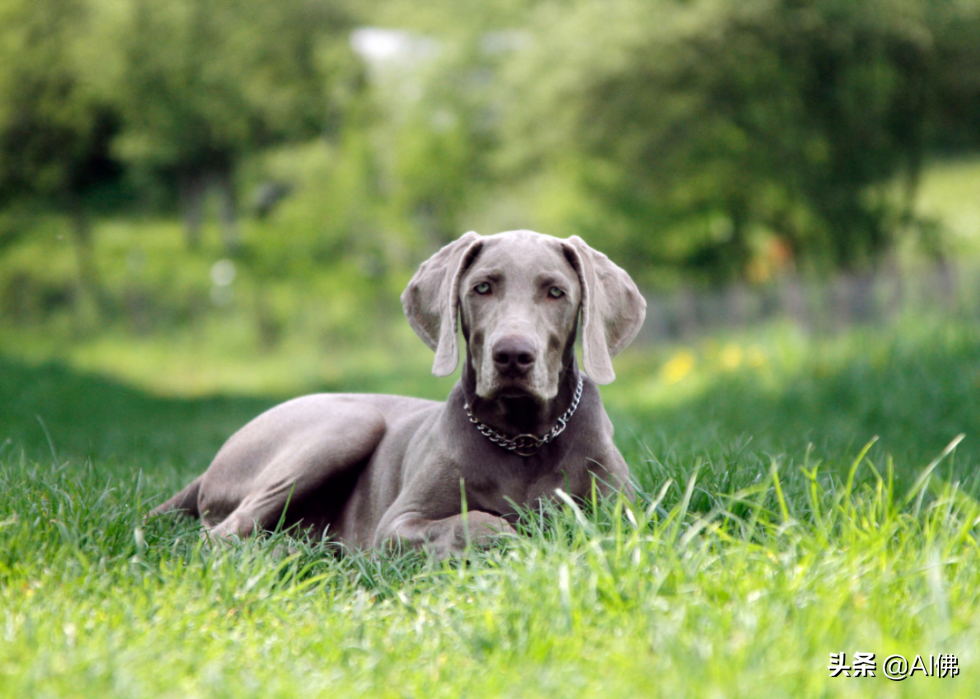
[[491, 335, 537, 379]]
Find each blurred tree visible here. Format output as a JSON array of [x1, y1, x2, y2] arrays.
[[387, 50, 496, 248], [344, 26, 496, 254], [344, 0, 547, 259], [107, 0, 359, 251], [927, 1, 980, 150], [495, 0, 966, 284], [0, 0, 121, 317], [3, 0, 979, 306]]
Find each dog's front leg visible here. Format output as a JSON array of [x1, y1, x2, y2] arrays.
[[377, 511, 516, 559]]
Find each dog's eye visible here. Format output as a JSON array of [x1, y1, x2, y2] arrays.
[[474, 282, 491, 295], [548, 286, 565, 298]]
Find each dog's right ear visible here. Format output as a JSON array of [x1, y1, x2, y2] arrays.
[[402, 231, 484, 377]]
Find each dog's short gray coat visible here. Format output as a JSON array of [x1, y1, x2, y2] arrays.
[[150, 230, 646, 558]]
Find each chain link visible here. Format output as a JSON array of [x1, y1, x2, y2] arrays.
[[463, 376, 584, 457]]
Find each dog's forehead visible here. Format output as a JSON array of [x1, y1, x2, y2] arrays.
[[468, 231, 575, 279]]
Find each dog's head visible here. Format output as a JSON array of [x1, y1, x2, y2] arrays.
[[402, 230, 646, 402]]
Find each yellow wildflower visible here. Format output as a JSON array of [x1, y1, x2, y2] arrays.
[[661, 350, 696, 384], [720, 344, 743, 370]]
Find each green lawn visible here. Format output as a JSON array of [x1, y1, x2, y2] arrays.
[[913, 157, 980, 256], [2, 315, 979, 697]]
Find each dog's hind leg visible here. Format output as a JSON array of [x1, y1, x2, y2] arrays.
[[148, 475, 203, 518], [200, 400, 387, 541]]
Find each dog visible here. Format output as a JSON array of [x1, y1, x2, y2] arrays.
[[150, 230, 646, 558]]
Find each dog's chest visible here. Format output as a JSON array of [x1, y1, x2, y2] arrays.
[[467, 458, 586, 516]]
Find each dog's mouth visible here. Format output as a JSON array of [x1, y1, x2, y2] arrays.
[[479, 382, 545, 407], [474, 360, 551, 403], [488, 374, 540, 400], [496, 386, 534, 399]]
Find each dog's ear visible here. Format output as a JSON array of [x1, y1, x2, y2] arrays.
[[562, 235, 646, 384], [402, 231, 484, 377]]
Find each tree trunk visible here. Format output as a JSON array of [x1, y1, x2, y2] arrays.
[[215, 166, 240, 254], [178, 167, 207, 250], [67, 199, 105, 328]]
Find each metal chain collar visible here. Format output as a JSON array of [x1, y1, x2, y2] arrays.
[[463, 376, 584, 457]]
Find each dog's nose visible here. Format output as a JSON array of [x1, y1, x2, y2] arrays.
[[492, 336, 536, 376]]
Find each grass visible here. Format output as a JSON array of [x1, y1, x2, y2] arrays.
[[2, 315, 980, 697], [913, 156, 980, 256], [605, 320, 980, 495], [2, 452, 977, 698]]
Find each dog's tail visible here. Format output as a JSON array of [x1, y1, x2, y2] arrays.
[[147, 475, 203, 520]]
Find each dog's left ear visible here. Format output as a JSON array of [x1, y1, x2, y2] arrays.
[[402, 231, 484, 377], [562, 235, 646, 384]]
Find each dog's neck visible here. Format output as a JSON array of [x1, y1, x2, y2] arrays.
[[460, 348, 581, 438]]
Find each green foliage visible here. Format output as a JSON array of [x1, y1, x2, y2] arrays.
[[928, 0, 980, 151], [311, 0, 980, 287], [486, 0, 978, 282], [0, 211, 446, 395], [0, 0, 118, 210], [107, 0, 358, 171], [2, 0, 980, 330]]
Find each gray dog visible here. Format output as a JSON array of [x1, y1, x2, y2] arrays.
[[150, 230, 646, 558]]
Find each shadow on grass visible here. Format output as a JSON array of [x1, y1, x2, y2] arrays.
[[0, 356, 277, 477]]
